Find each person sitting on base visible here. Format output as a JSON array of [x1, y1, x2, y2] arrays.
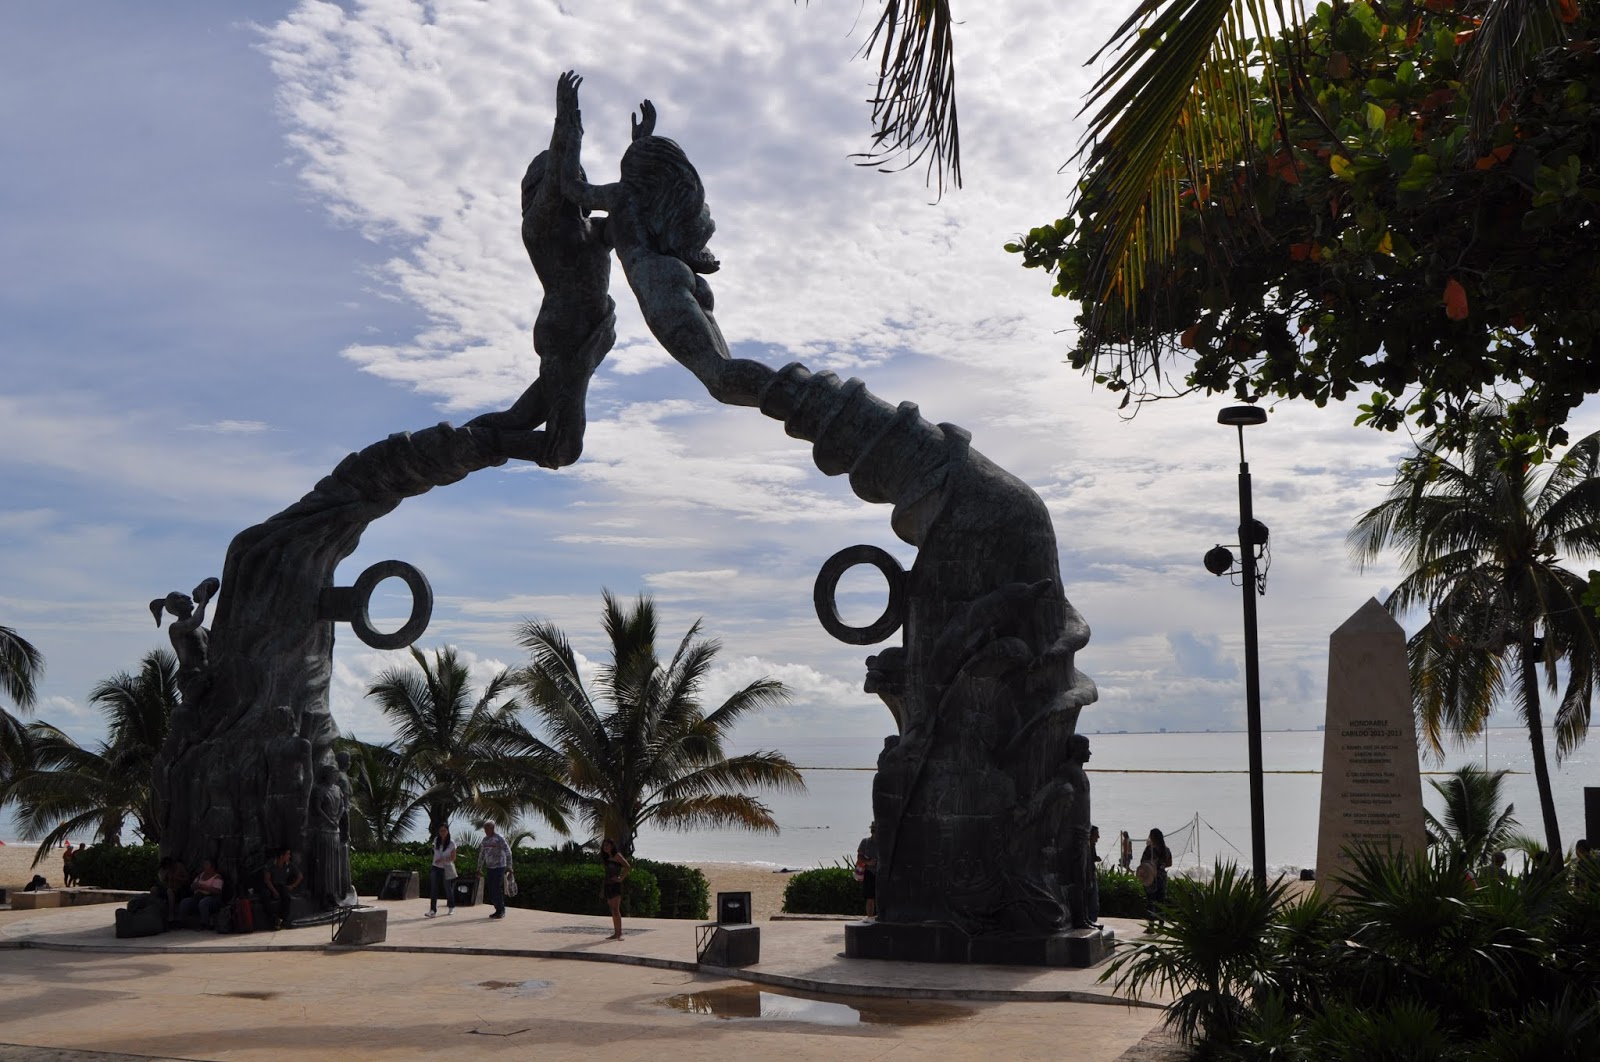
[[261, 848, 304, 931], [178, 858, 226, 925], [154, 856, 191, 927]]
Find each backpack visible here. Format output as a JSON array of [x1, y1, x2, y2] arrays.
[[228, 895, 255, 934]]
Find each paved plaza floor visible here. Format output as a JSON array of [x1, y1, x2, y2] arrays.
[[0, 902, 1180, 1061]]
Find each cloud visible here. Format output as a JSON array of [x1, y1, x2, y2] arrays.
[[183, 420, 272, 434]]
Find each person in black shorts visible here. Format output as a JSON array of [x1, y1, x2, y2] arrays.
[[857, 822, 879, 920], [599, 838, 630, 940]]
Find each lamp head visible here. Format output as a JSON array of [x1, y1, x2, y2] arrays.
[[1218, 405, 1268, 427], [1204, 545, 1235, 576]]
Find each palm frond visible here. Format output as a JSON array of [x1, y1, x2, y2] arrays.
[[0, 624, 44, 710], [1460, 0, 1570, 149], [1073, 0, 1287, 332], [855, 0, 961, 196]]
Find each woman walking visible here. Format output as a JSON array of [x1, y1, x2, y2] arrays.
[[599, 838, 630, 940], [1138, 828, 1173, 915], [426, 824, 457, 918]]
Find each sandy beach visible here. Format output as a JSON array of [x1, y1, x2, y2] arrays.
[[686, 861, 832, 922], [0, 843, 66, 891]]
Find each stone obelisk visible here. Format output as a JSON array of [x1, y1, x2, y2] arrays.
[[1315, 598, 1426, 893]]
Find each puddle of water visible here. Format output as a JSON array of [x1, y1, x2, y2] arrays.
[[476, 979, 554, 998], [660, 985, 970, 1027]]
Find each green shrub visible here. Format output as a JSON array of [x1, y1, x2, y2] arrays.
[[632, 857, 709, 919], [68, 844, 160, 890], [1096, 866, 1148, 918], [782, 862, 862, 915], [505, 861, 659, 917]]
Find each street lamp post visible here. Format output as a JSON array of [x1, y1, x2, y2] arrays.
[[1214, 405, 1269, 888]]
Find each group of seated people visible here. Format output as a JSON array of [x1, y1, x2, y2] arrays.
[[146, 848, 304, 932]]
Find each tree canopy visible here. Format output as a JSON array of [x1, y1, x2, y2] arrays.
[[1015, 0, 1600, 443]]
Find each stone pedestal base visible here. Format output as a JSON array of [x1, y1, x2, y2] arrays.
[[332, 906, 388, 945], [844, 920, 1114, 968]]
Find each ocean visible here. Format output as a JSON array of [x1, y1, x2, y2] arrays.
[[628, 727, 1597, 875], [5, 729, 1593, 876]]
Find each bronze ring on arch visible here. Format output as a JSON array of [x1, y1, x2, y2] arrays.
[[813, 544, 906, 645], [317, 560, 434, 650]]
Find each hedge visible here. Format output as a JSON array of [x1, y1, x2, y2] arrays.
[[782, 862, 863, 915], [1096, 866, 1150, 918], [66, 843, 160, 891], [70, 841, 695, 920], [631, 857, 709, 920], [774, 862, 1154, 919]]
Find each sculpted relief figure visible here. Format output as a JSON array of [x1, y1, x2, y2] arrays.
[[309, 763, 348, 907], [263, 705, 314, 853], [149, 576, 220, 707]]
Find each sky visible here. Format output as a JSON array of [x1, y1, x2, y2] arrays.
[[4, 0, 1597, 783]]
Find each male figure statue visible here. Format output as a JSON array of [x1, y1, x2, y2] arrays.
[[469, 71, 618, 468]]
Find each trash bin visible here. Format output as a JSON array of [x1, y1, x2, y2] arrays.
[[716, 890, 752, 925], [451, 874, 483, 907], [377, 870, 418, 901]]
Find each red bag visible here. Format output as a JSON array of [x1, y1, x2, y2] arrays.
[[230, 896, 255, 934]]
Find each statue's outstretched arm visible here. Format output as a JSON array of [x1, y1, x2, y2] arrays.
[[555, 69, 620, 213]]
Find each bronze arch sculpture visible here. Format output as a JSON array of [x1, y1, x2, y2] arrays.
[[152, 71, 1106, 964]]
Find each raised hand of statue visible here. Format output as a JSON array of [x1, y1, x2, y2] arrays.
[[556, 70, 582, 130], [192, 577, 220, 609], [631, 99, 656, 141]]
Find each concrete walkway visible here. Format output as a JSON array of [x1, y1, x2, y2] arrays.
[[0, 903, 1181, 1061]]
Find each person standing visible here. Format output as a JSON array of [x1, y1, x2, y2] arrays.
[[480, 822, 512, 920], [1139, 828, 1173, 915], [1119, 830, 1134, 871], [61, 842, 76, 887], [426, 824, 457, 918], [857, 823, 879, 920], [599, 839, 630, 940], [1086, 825, 1103, 927]]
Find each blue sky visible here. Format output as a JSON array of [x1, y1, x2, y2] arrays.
[[5, 1, 1595, 768]]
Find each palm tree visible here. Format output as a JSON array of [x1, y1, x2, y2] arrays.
[[0, 624, 45, 777], [335, 736, 426, 850], [1350, 410, 1600, 856], [513, 591, 805, 856], [1425, 765, 1522, 870], [2, 649, 177, 861], [365, 646, 569, 837]]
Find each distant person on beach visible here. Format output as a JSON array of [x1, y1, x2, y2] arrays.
[[426, 824, 457, 918], [1119, 831, 1134, 871], [61, 842, 76, 887], [1139, 828, 1173, 915], [178, 859, 225, 924], [599, 838, 630, 940], [857, 823, 879, 920], [261, 848, 304, 930], [1087, 825, 1102, 927], [480, 821, 512, 920]]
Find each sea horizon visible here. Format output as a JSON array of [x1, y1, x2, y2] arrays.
[[5, 728, 1590, 879]]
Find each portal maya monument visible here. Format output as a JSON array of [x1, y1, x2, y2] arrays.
[[152, 72, 1107, 963]]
